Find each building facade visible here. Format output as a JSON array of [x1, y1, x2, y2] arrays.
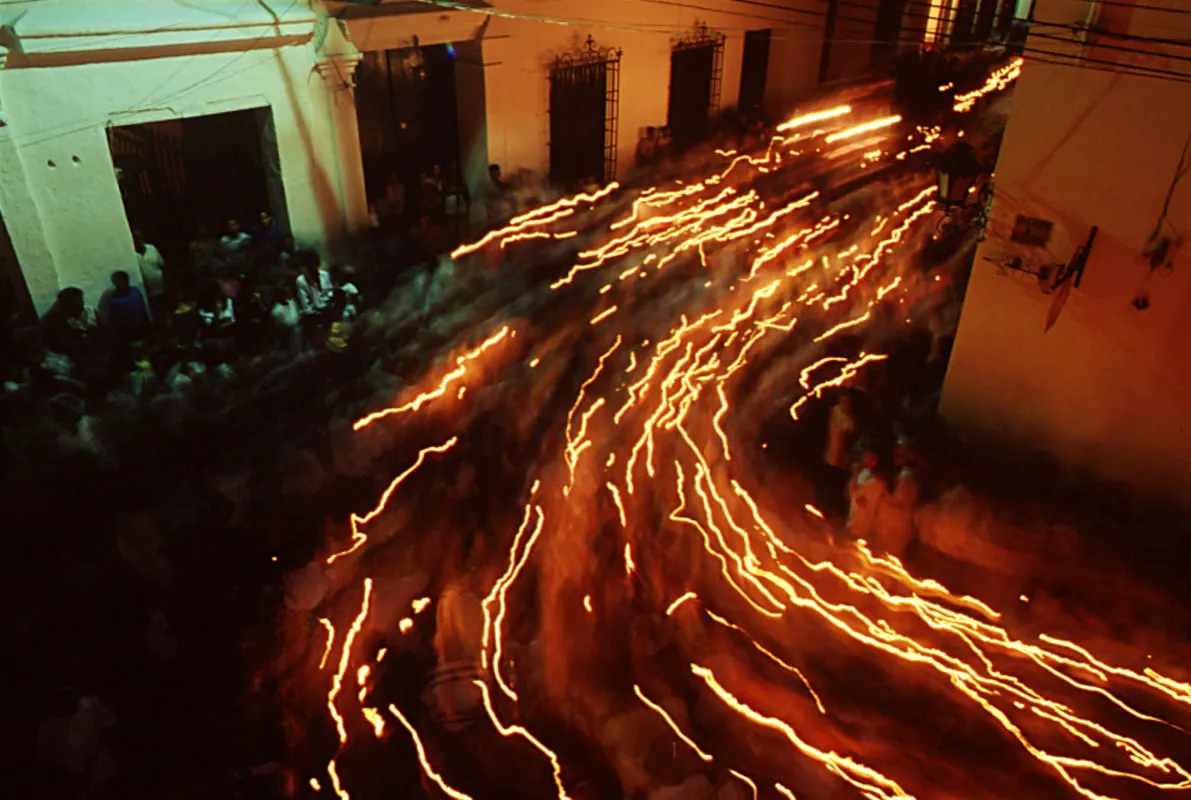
[[941, 0, 1191, 507], [0, 0, 924, 317]]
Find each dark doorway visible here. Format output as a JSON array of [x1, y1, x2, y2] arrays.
[[109, 108, 282, 267], [667, 28, 725, 152], [355, 41, 461, 219], [738, 29, 771, 114], [549, 38, 621, 187], [871, 0, 908, 69]]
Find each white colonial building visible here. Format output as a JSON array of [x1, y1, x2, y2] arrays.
[[0, 0, 943, 317]]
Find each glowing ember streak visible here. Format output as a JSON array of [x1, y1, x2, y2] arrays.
[[529, 357, 540, 368], [624, 542, 635, 575], [328, 579, 372, 746], [955, 57, 1023, 112], [776, 104, 851, 132], [387, 704, 474, 800], [412, 597, 431, 614], [877, 276, 902, 299], [499, 230, 578, 248], [354, 327, 510, 429], [357, 664, 370, 686], [326, 438, 458, 564], [606, 481, 628, 526], [583, 594, 593, 613], [451, 208, 575, 258], [318, 618, 335, 670], [825, 115, 902, 144], [376, 647, 387, 662], [666, 591, 698, 616], [730, 770, 758, 800], [692, 664, 911, 798], [633, 684, 714, 762], [398, 618, 413, 634], [487, 505, 547, 701], [362, 707, 386, 737], [703, 608, 826, 715], [789, 353, 888, 420], [805, 504, 825, 520], [310, 776, 322, 791], [774, 784, 798, 800], [813, 310, 872, 343], [590, 305, 618, 325], [474, 680, 572, 799], [327, 761, 344, 800]]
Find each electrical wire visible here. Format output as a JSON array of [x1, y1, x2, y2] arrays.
[[1148, 129, 1191, 245]]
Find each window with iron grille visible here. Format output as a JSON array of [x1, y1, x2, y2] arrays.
[[667, 24, 725, 152], [549, 36, 622, 187]]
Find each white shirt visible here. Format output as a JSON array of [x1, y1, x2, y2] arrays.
[[137, 244, 165, 297], [271, 299, 300, 327], [220, 232, 253, 256], [294, 274, 323, 314]]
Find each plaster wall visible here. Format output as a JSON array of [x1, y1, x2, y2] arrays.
[[0, 0, 369, 314], [940, 0, 1191, 505]]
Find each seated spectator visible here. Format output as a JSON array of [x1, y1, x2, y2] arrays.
[[277, 234, 297, 272], [41, 287, 96, 363], [98, 271, 150, 344]]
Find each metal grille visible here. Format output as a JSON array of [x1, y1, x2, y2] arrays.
[[549, 36, 622, 186], [668, 24, 726, 151]]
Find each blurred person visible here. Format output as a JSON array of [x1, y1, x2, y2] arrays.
[[375, 172, 406, 229], [220, 217, 253, 271], [486, 163, 511, 224], [270, 284, 305, 355], [98, 270, 149, 344], [293, 253, 324, 316], [421, 163, 445, 221], [40, 287, 96, 362], [635, 126, 657, 169], [656, 126, 673, 162], [874, 441, 923, 558], [824, 393, 858, 470], [847, 449, 888, 542], [254, 210, 285, 261], [189, 223, 224, 278], [443, 162, 471, 243], [132, 230, 166, 309]]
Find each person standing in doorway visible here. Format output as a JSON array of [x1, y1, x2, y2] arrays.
[[132, 230, 166, 317], [220, 218, 254, 273], [98, 270, 149, 345]]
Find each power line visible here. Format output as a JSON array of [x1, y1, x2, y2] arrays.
[[1029, 29, 1191, 64]]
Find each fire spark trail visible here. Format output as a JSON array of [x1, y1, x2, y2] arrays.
[[285, 58, 1191, 799]]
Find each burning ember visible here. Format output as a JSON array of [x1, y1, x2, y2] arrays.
[[282, 59, 1190, 799]]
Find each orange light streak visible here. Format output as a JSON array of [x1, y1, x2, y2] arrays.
[[473, 680, 572, 799], [666, 591, 698, 616], [730, 770, 758, 800], [606, 481, 628, 526], [776, 104, 852, 132], [692, 664, 911, 799], [361, 707, 385, 737], [589, 305, 618, 325], [310, 777, 322, 791], [354, 327, 510, 430], [318, 618, 335, 670], [789, 353, 887, 419], [805, 504, 825, 520], [624, 542, 636, 575], [812, 309, 871, 343], [583, 594, 593, 613], [633, 684, 714, 762], [398, 618, 413, 634], [486, 505, 546, 701], [387, 704, 474, 800], [327, 438, 458, 564], [774, 784, 798, 800], [955, 57, 1023, 112], [824, 115, 902, 144]]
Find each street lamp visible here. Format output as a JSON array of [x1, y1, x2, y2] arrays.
[[933, 141, 983, 213]]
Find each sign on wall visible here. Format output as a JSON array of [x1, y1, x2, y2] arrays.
[[1011, 214, 1054, 247]]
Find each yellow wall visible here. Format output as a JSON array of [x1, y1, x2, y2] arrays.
[[941, 1, 1191, 505]]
